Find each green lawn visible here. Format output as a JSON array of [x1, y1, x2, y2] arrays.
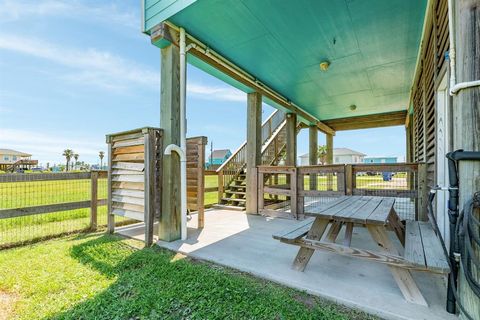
[[0, 178, 126, 247], [0, 234, 376, 320]]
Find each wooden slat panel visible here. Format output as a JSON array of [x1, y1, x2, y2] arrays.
[[112, 189, 144, 198], [112, 137, 144, 148], [348, 197, 383, 224], [366, 198, 395, 225], [418, 222, 450, 272], [334, 196, 372, 220], [112, 169, 144, 176], [272, 217, 315, 240], [405, 221, 427, 267], [112, 162, 144, 172], [113, 145, 144, 155], [112, 181, 144, 191], [112, 153, 144, 162], [112, 202, 144, 213], [111, 132, 143, 142], [112, 174, 144, 183], [111, 195, 144, 206], [112, 208, 143, 221]]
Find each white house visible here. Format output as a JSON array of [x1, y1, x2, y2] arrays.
[[299, 148, 366, 165], [0, 149, 37, 171]]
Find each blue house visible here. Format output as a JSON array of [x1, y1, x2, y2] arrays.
[[364, 156, 398, 164], [206, 149, 232, 169]]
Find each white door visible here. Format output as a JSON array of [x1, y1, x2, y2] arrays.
[[436, 74, 450, 247]]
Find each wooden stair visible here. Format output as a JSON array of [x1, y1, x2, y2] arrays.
[[214, 169, 248, 210]]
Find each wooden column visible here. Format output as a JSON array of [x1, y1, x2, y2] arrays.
[[246, 92, 262, 214], [453, 1, 480, 317], [158, 44, 181, 242], [285, 113, 297, 166], [90, 171, 98, 230], [326, 133, 334, 190], [309, 126, 318, 190]]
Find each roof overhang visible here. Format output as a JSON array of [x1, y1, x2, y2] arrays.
[[143, 0, 427, 132]]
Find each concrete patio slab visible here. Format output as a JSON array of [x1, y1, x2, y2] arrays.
[[117, 209, 457, 320]]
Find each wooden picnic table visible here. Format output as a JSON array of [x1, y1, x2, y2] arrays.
[[273, 195, 444, 306]]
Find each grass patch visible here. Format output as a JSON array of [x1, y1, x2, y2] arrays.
[[0, 234, 376, 320]]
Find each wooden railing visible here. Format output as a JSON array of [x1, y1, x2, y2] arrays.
[[257, 163, 426, 221], [216, 110, 286, 199]]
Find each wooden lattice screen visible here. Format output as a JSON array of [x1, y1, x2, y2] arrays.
[[106, 127, 163, 246], [411, 0, 449, 190], [186, 136, 207, 228]]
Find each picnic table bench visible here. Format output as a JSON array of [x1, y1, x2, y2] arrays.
[[273, 196, 449, 306]]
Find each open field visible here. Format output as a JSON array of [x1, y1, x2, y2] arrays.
[[0, 233, 376, 320]]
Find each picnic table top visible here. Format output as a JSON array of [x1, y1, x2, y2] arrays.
[[304, 196, 396, 225]]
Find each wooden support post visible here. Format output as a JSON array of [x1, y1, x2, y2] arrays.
[[345, 164, 353, 196], [158, 44, 181, 242], [326, 133, 334, 190], [107, 143, 114, 234], [144, 129, 155, 246], [285, 113, 297, 166], [257, 169, 264, 212], [417, 163, 428, 221], [90, 171, 98, 230], [246, 92, 262, 214], [453, 1, 480, 316], [217, 170, 224, 204], [308, 126, 318, 190], [291, 168, 298, 219]]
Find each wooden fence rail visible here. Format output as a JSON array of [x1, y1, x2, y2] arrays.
[[0, 170, 108, 230], [257, 163, 426, 221]]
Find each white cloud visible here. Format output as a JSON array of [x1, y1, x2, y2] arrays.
[[0, 34, 158, 91], [0, 0, 138, 29], [187, 83, 245, 102], [0, 128, 106, 164]]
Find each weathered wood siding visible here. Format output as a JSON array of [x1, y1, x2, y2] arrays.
[[186, 136, 207, 228], [106, 127, 163, 245], [410, 0, 449, 190]]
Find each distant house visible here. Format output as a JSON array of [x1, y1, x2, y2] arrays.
[[206, 149, 232, 170], [0, 149, 38, 172], [299, 148, 366, 165], [364, 156, 398, 164]]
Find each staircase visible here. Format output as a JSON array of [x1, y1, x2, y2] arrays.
[[214, 110, 290, 210]]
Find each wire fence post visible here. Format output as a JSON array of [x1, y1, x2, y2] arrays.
[[90, 171, 98, 230]]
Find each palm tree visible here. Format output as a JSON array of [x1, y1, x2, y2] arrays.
[[317, 145, 328, 165], [99, 151, 105, 169], [73, 153, 79, 170], [62, 149, 74, 171]]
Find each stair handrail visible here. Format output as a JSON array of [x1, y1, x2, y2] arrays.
[[216, 109, 284, 173]]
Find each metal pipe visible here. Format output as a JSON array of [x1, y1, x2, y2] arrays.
[[447, 0, 480, 95], [179, 27, 188, 241]]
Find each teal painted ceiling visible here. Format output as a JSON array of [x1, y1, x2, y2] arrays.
[[149, 0, 427, 121]]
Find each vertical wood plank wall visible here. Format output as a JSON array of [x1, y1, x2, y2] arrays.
[[186, 136, 207, 228]]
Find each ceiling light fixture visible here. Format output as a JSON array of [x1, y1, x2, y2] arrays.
[[319, 61, 330, 71]]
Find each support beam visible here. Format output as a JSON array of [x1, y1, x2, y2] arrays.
[[308, 126, 318, 190], [326, 133, 334, 190], [246, 92, 262, 214], [453, 1, 480, 316], [286, 113, 297, 166], [158, 44, 181, 242], [322, 111, 407, 131], [150, 22, 335, 136]]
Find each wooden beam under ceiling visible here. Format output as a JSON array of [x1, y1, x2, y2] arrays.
[[321, 111, 408, 131]]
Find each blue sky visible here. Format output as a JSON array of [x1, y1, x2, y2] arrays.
[[0, 0, 406, 166]]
